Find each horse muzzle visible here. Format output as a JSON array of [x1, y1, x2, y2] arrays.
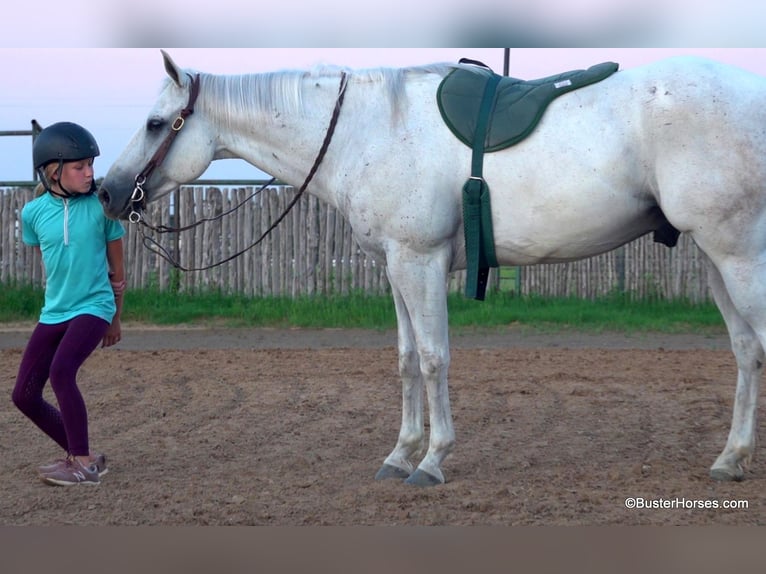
[[98, 184, 140, 221]]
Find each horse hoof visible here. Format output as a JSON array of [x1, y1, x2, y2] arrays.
[[404, 469, 444, 487], [375, 464, 410, 481], [710, 465, 744, 482]]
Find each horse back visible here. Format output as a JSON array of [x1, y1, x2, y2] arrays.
[[475, 56, 766, 265]]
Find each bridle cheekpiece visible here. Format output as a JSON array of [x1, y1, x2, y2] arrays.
[[129, 73, 201, 223]]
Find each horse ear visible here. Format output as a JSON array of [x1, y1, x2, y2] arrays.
[[160, 49, 183, 87]]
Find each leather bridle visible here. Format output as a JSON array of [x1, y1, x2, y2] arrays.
[[129, 73, 201, 223], [129, 71, 349, 272]]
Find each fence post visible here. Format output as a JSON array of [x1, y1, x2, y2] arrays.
[[615, 245, 626, 295]]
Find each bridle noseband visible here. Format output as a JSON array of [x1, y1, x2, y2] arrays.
[[129, 72, 201, 223]]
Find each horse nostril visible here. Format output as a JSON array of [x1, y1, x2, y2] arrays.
[[98, 188, 110, 206]]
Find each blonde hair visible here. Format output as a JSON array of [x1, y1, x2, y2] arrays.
[[34, 162, 60, 197]]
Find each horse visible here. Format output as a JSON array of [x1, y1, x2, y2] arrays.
[[100, 50, 766, 487]]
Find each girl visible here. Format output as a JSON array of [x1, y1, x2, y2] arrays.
[[12, 122, 126, 486]]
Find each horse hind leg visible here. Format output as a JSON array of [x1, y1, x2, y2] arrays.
[[706, 260, 764, 481]]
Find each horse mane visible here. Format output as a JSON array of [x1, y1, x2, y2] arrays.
[[192, 62, 459, 126]]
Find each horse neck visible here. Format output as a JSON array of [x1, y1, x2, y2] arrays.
[[206, 71, 357, 209]]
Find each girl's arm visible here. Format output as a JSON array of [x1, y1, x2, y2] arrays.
[[103, 238, 125, 347]]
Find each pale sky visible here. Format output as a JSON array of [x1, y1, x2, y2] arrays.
[[3, 2, 766, 48], [2, 48, 765, 182]]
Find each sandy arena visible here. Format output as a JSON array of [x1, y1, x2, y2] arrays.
[[0, 325, 763, 525]]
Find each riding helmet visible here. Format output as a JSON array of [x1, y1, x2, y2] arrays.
[[33, 122, 100, 169]]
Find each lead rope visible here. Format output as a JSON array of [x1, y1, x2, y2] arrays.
[[136, 71, 348, 272]]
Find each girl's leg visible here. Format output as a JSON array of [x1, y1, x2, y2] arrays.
[[12, 322, 70, 450], [49, 314, 109, 457]]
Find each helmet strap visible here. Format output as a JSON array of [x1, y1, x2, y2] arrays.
[[38, 161, 76, 198]]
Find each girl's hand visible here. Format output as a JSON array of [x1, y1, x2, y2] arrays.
[[102, 318, 122, 348]]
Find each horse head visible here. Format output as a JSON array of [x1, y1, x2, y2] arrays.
[[99, 50, 217, 220]]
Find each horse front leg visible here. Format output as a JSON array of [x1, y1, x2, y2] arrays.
[[375, 284, 425, 480], [376, 249, 454, 487], [405, 342, 454, 486]]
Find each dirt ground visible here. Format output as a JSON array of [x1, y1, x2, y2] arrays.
[[1, 324, 763, 525]]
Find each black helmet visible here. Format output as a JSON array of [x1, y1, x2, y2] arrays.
[[33, 122, 100, 169]]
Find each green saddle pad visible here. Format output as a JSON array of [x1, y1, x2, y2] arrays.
[[437, 61, 619, 152]]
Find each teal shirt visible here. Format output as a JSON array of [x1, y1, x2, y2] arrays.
[[21, 192, 125, 324]]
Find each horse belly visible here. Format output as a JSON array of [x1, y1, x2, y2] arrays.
[[492, 205, 655, 265], [484, 145, 655, 264]]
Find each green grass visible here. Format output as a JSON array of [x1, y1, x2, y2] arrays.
[[0, 282, 725, 334], [446, 292, 725, 333]]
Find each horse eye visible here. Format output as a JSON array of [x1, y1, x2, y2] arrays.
[[146, 118, 165, 132]]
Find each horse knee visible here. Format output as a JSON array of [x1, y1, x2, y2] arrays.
[[731, 334, 764, 370], [399, 349, 449, 379], [419, 350, 450, 378], [398, 349, 420, 379]]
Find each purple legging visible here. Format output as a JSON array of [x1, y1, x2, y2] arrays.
[[12, 314, 109, 456]]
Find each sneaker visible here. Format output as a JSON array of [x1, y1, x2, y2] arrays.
[[38, 454, 108, 478], [40, 458, 100, 486], [91, 454, 108, 477], [38, 457, 69, 476]]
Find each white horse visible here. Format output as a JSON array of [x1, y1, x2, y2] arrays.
[[100, 50, 766, 486]]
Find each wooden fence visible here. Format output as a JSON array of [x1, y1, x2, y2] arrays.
[[1, 185, 712, 300]]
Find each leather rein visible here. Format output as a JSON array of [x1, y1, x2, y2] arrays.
[[129, 71, 349, 272]]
